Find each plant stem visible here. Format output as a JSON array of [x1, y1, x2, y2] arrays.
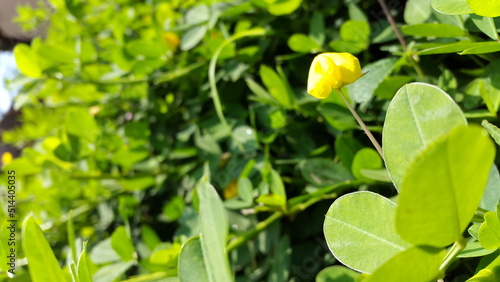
[[288, 180, 360, 206], [377, 0, 407, 51], [439, 237, 467, 273], [227, 180, 361, 252], [337, 89, 384, 160], [226, 211, 283, 253], [209, 29, 267, 153]]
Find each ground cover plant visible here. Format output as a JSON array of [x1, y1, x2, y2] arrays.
[[1, 0, 500, 281]]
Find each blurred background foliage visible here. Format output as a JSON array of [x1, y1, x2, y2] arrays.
[[1, 0, 500, 281]]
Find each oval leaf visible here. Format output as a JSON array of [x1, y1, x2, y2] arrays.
[[178, 236, 209, 282], [478, 211, 500, 250], [396, 126, 495, 247], [324, 191, 412, 274], [14, 43, 42, 78], [365, 246, 446, 282], [287, 33, 320, 53], [431, 0, 473, 15], [383, 83, 467, 190]]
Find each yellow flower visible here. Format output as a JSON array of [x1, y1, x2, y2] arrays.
[[2, 152, 13, 165], [307, 52, 362, 99], [223, 179, 238, 200], [163, 32, 180, 51]]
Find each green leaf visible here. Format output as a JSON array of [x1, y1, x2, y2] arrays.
[[111, 148, 149, 168], [458, 240, 496, 258], [431, 0, 473, 15], [315, 265, 358, 282], [480, 165, 500, 211], [233, 125, 258, 153], [460, 43, 500, 55], [181, 25, 207, 51], [334, 134, 363, 171], [225, 177, 254, 209], [383, 83, 467, 190], [347, 3, 368, 22], [67, 211, 77, 264], [77, 242, 93, 282], [185, 5, 210, 25], [90, 238, 121, 264], [93, 261, 134, 282], [360, 169, 392, 183], [298, 158, 353, 187], [467, 253, 500, 281], [162, 195, 186, 222], [417, 41, 499, 55], [346, 58, 397, 106], [351, 148, 383, 182], [260, 65, 293, 108], [269, 169, 287, 202], [404, 0, 432, 24], [482, 120, 500, 146], [287, 33, 321, 53], [198, 181, 232, 282], [256, 194, 286, 207], [14, 43, 43, 78], [267, 235, 291, 282], [364, 246, 446, 282], [466, 0, 500, 17], [324, 191, 412, 274], [110, 226, 136, 262], [479, 211, 500, 250], [237, 177, 254, 202], [149, 243, 181, 265], [475, 79, 499, 115], [470, 224, 481, 240], [141, 225, 161, 251], [374, 76, 414, 100], [22, 216, 67, 282], [340, 20, 370, 45], [38, 43, 76, 63], [330, 20, 370, 54], [245, 77, 277, 105], [401, 23, 465, 37], [267, 0, 302, 15], [126, 40, 166, 59], [309, 12, 325, 45], [65, 108, 99, 142], [178, 236, 209, 282], [470, 14, 500, 41], [329, 40, 366, 54], [317, 102, 357, 131], [396, 126, 495, 247]]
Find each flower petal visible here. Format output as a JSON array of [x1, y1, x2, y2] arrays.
[[323, 52, 361, 85]]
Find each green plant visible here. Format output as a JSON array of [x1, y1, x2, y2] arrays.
[[2, 0, 500, 281]]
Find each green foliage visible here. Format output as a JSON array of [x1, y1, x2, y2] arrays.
[[383, 83, 467, 190], [324, 191, 412, 273], [3, 0, 500, 281], [396, 126, 494, 247], [22, 216, 67, 282]]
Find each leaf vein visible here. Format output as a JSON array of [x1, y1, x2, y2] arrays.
[[325, 215, 406, 251]]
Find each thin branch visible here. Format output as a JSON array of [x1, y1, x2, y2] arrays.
[[377, 0, 407, 51], [337, 89, 384, 161]]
